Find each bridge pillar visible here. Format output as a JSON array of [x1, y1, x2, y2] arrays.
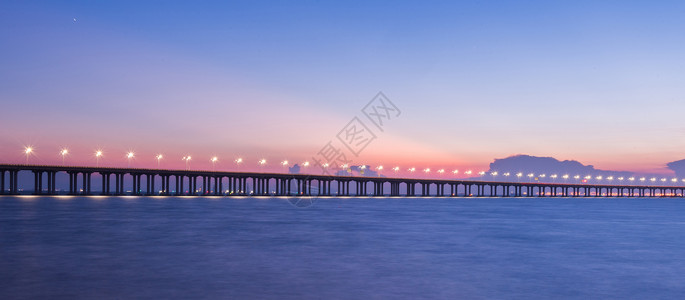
[[68, 172, 76, 195], [9, 170, 18, 195], [0, 170, 4, 195], [101, 173, 108, 195], [33, 170, 42, 195]]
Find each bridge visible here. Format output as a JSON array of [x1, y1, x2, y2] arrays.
[[1, 164, 684, 198]]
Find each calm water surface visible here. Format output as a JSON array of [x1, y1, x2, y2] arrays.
[[2, 196, 685, 299]]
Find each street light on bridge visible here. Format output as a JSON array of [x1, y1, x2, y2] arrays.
[[156, 154, 163, 168], [183, 156, 192, 170], [24, 147, 33, 164], [60, 149, 68, 165], [211, 156, 218, 171], [126, 152, 134, 168], [95, 150, 103, 167]]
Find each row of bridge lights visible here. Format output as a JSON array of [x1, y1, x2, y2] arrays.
[[25, 147, 270, 172], [20, 147, 685, 185], [479, 171, 685, 184]]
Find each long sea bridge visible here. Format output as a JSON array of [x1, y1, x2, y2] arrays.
[[1, 164, 683, 197]]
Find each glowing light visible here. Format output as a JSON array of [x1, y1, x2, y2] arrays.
[[259, 159, 267, 165], [126, 152, 135, 168], [437, 169, 444, 174], [550, 174, 558, 179], [617, 177, 624, 181], [491, 171, 498, 176], [516, 172, 523, 178], [424, 168, 431, 173], [322, 163, 329, 168], [393, 166, 400, 172], [465, 170, 472, 175], [596, 176, 603, 180], [408, 167, 416, 173], [453, 170, 459, 174], [628, 177, 635, 181], [303, 161, 310, 167], [211, 156, 219, 171], [156, 154, 163, 168], [640, 177, 646, 182], [24, 146, 33, 163], [281, 160, 288, 166], [562, 174, 569, 179], [182, 156, 192, 170], [95, 150, 103, 167], [574, 175, 580, 179], [478, 171, 485, 176], [60, 149, 68, 165]]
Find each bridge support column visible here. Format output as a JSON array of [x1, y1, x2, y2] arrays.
[[33, 171, 43, 195]]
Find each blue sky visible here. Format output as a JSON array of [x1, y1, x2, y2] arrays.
[[2, 1, 685, 174]]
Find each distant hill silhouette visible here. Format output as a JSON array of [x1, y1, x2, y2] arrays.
[[488, 155, 633, 179], [289, 164, 301, 174], [666, 159, 685, 177]]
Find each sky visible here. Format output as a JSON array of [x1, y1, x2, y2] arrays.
[[2, 1, 685, 175]]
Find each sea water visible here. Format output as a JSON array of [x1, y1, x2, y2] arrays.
[[1, 196, 685, 299]]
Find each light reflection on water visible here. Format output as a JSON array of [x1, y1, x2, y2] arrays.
[[1, 196, 685, 299]]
